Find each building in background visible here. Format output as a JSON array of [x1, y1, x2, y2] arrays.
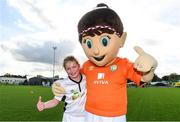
[[0, 74, 27, 85]]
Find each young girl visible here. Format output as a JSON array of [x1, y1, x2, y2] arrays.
[[37, 56, 86, 122]]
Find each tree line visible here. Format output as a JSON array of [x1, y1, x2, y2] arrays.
[[152, 73, 180, 82]]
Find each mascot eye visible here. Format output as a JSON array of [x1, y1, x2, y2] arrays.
[[100, 36, 110, 47], [86, 39, 93, 48]]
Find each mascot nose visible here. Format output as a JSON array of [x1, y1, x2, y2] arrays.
[[93, 47, 100, 55]]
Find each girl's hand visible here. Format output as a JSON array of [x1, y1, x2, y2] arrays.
[[37, 96, 45, 112]]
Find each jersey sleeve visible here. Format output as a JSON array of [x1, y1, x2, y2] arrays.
[[54, 95, 64, 101], [126, 59, 142, 86]]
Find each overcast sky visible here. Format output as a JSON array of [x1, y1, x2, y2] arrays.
[[0, 0, 180, 78]]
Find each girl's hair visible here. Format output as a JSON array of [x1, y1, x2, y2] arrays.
[[78, 3, 124, 43], [63, 56, 79, 69]]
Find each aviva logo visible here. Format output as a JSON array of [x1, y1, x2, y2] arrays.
[[94, 80, 109, 85], [97, 73, 105, 79], [94, 73, 109, 85]]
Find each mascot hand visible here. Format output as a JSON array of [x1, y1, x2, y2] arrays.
[[134, 46, 158, 73], [52, 81, 65, 96]]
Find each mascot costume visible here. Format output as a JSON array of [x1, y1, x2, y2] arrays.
[[52, 3, 157, 122]]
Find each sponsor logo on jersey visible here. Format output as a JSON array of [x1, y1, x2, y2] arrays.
[[93, 73, 109, 85], [97, 73, 105, 79], [88, 66, 95, 71], [93, 80, 109, 85]]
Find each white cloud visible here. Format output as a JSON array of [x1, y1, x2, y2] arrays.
[[1, 0, 180, 78], [15, 19, 35, 32]]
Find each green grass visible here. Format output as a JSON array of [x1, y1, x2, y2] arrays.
[[127, 88, 180, 121], [0, 85, 180, 121], [0, 85, 64, 121]]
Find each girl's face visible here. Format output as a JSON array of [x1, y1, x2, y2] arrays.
[[65, 61, 80, 79]]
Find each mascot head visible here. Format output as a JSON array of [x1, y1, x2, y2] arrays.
[[78, 3, 127, 66]]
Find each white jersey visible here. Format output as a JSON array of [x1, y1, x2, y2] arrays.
[[55, 74, 86, 116]]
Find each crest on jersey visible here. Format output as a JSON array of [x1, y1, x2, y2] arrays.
[[110, 65, 118, 72], [71, 90, 80, 100]]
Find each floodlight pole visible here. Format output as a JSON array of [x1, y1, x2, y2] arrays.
[[52, 46, 57, 83]]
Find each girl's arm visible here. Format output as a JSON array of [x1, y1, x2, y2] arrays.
[[37, 96, 59, 112]]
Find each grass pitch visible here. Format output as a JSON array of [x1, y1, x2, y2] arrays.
[[0, 85, 64, 121], [127, 88, 180, 121], [0, 85, 180, 121]]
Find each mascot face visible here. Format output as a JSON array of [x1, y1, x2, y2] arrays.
[[81, 32, 126, 66], [78, 3, 126, 66]]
